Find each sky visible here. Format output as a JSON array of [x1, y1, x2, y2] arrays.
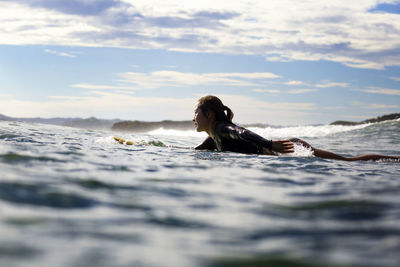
[[1, 0, 400, 125]]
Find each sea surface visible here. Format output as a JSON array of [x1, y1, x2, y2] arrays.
[[1, 119, 400, 267]]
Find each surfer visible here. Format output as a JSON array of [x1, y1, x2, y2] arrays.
[[193, 95, 399, 161]]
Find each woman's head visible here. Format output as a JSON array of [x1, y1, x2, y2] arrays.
[[193, 95, 234, 132]]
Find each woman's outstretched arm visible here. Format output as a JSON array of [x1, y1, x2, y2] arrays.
[[291, 138, 399, 161], [313, 148, 400, 161]]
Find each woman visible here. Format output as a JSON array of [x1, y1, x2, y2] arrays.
[[192, 95, 399, 161]]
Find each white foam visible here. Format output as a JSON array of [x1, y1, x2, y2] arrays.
[[144, 124, 370, 139], [292, 142, 314, 157], [94, 136, 117, 144], [248, 124, 370, 139], [147, 128, 207, 137]]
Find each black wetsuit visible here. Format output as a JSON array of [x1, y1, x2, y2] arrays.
[[194, 121, 273, 154]]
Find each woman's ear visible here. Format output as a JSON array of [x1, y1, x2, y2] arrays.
[[206, 111, 215, 120]]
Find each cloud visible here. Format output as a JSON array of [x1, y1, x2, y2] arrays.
[[391, 76, 400, 82], [315, 82, 349, 88], [351, 101, 400, 112], [253, 79, 354, 94], [287, 89, 318, 94], [0, 94, 13, 100], [71, 83, 136, 90], [44, 49, 76, 58], [211, 72, 280, 79], [76, 69, 344, 95], [253, 88, 318, 94], [369, 103, 400, 109], [320, 106, 346, 110], [0, 2, 102, 46], [285, 80, 304, 85], [75, 70, 281, 90], [145, 11, 240, 29], [265, 55, 292, 62], [1, 1, 400, 69], [252, 89, 281, 93], [359, 87, 400, 95]]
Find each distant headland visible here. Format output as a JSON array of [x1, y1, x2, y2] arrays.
[[330, 113, 400, 126], [1, 112, 399, 131], [0, 114, 120, 130]]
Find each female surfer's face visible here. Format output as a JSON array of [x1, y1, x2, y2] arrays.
[[193, 107, 209, 132]]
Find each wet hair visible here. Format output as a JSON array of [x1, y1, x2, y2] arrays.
[[197, 95, 234, 123]]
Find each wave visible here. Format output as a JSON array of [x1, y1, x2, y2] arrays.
[[93, 119, 399, 149], [0, 152, 66, 163], [143, 123, 373, 139], [248, 124, 372, 139], [0, 181, 97, 209]]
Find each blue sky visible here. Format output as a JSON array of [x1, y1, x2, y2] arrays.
[[1, 0, 399, 125]]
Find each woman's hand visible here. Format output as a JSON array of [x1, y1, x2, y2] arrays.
[[271, 140, 294, 153]]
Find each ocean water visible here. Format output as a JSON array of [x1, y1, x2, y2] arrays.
[[1, 119, 400, 267]]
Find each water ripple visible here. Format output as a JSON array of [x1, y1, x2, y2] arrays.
[[0, 152, 67, 163], [0, 182, 98, 209]]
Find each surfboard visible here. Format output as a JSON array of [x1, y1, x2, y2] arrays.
[[113, 136, 135, 145], [113, 136, 166, 147]]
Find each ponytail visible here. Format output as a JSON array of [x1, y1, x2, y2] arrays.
[[223, 105, 234, 123], [197, 95, 234, 123]]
